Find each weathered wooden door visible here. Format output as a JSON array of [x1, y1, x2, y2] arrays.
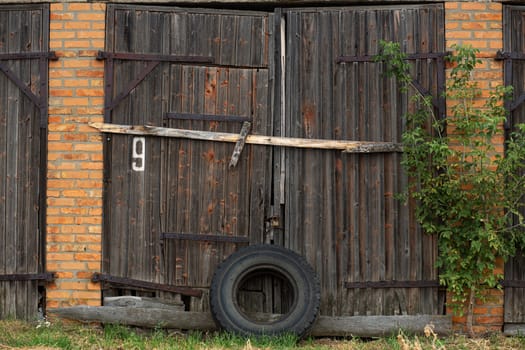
[[102, 4, 446, 317], [102, 5, 273, 307], [279, 5, 445, 316], [502, 5, 525, 333], [0, 4, 50, 320]]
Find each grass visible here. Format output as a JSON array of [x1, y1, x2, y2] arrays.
[[1, 320, 525, 349]]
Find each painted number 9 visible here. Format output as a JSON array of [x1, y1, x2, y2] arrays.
[[132, 137, 145, 172]]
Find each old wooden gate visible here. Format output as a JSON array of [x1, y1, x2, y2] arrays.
[[101, 4, 446, 318], [500, 4, 525, 334], [0, 4, 53, 320]]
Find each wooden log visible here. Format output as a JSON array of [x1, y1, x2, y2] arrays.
[[89, 122, 402, 153], [50, 306, 451, 337], [104, 296, 184, 311], [311, 315, 452, 337], [50, 306, 217, 331], [503, 323, 525, 336]]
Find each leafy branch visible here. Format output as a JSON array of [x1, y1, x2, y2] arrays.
[[376, 41, 525, 335]]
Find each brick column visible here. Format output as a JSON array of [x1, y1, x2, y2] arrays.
[[445, 1, 505, 334], [46, 3, 106, 309]]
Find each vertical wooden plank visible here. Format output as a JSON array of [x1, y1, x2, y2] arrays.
[[0, 8, 7, 318], [5, 9, 22, 318]]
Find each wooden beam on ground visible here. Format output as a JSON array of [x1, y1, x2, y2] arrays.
[[311, 315, 452, 337], [89, 122, 402, 153], [50, 306, 451, 337]]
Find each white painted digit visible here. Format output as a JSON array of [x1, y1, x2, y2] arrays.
[[132, 137, 145, 172]]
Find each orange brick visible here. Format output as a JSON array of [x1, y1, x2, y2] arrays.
[[60, 261, 88, 270], [76, 88, 104, 97], [446, 12, 471, 21], [77, 235, 102, 243], [47, 142, 73, 152], [50, 13, 74, 21], [67, 3, 95, 11], [61, 208, 88, 216], [91, 40, 105, 49], [87, 262, 101, 270], [88, 228, 102, 236], [74, 253, 102, 261], [85, 299, 102, 307], [473, 307, 489, 315], [460, 3, 489, 11], [75, 217, 102, 226], [60, 281, 89, 290], [63, 60, 92, 69], [461, 40, 489, 49], [77, 181, 103, 189], [55, 272, 75, 279], [63, 97, 90, 106], [50, 31, 76, 40], [50, 69, 74, 78], [92, 22, 106, 31], [48, 123, 76, 132], [76, 70, 104, 78], [47, 234, 76, 243], [60, 171, 90, 179], [63, 133, 89, 142], [46, 290, 72, 299], [62, 244, 89, 252], [77, 13, 105, 21], [78, 31, 105, 40], [446, 31, 472, 39], [65, 22, 93, 30], [47, 253, 75, 261], [59, 225, 88, 234], [64, 79, 90, 87], [474, 315, 503, 325], [461, 22, 487, 30], [71, 291, 101, 299], [47, 216, 75, 225], [50, 3, 64, 11], [490, 307, 504, 315], [76, 271, 94, 279], [47, 198, 76, 207], [64, 40, 91, 48], [473, 13, 502, 21], [62, 153, 90, 161], [474, 31, 502, 40], [74, 143, 103, 152]]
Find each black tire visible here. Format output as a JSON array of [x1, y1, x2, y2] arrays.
[[209, 244, 320, 338]]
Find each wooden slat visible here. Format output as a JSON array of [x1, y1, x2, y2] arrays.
[[90, 122, 402, 152]]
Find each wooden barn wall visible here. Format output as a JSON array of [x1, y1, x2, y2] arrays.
[[503, 5, 525, 325], [102, 4, 445, 316], [0, 4, 48, 320]]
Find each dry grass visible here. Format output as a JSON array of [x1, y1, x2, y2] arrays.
[[0, 320, 524, 349]]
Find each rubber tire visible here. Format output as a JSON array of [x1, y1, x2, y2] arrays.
[[209, 244, 320, 338]]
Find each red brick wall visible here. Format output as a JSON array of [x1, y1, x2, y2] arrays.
[[46, 2, 105, 309], [445, 1, 505, 333]]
